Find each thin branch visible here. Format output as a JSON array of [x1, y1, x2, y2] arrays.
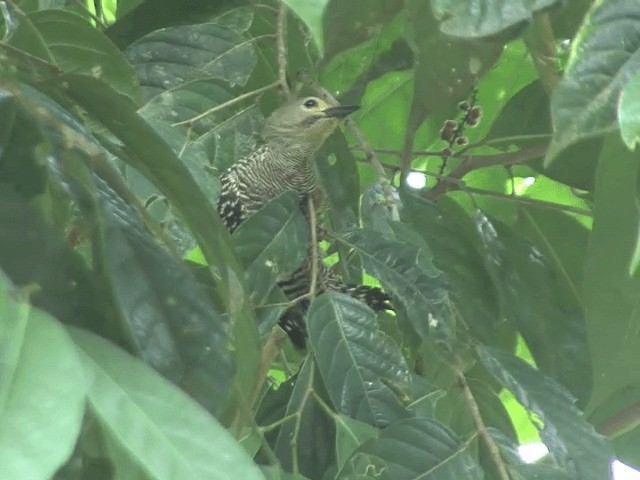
[[425, 142, 549, 200], [171, 81, 279, 126], [307, 196, 319, 299], [276, 1, 290, 96], [459, 186, 593, 217], [456, 367, 511, 480]]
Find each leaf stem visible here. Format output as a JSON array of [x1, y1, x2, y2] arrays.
[[276, 1, 290, 96]]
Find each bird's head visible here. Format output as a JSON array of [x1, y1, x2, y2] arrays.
[[263, 96, 359, 155]]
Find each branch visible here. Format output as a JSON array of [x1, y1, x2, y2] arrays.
[[291, 364, 316, 475], [424, 141, 549, 200], [171, 81, 279, 126], [307, 196, 319, 299], [276, 1, 290, 96], [456, 366, 511, 480]]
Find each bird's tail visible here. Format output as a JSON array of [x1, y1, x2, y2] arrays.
[[339, 284, 394, 312]]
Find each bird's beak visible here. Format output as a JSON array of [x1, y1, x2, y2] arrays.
[[322, 105, 360, 118]]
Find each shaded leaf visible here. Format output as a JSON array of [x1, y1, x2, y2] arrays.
[[125, 20, 257, 100], [478, 347, 612, 480], [307, 293, 411, 427], [0, 271, 86, 480], [547, 0, 640, 162], [339, 418, 484, 480], [335, 415, 379, 470], [70, 328, 265, 480], [273, 358, 337, 479]]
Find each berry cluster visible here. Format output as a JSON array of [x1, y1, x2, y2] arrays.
[[438, 88, 483, 157]]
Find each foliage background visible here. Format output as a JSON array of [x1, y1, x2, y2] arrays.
[[0, 0, 639, 479]]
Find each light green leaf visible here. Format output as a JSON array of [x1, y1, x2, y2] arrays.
[[583, 135, 640, 410], [70, 327, 266, 480], [281, 0, 329, 56], [547, 0, 640, 162], [619, 75, 640, 150], [0, 271, 86, 480]]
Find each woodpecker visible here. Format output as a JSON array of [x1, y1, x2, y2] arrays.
[[217, 96, 392, 347]]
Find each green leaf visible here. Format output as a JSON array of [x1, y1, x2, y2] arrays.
[[335, 415, 379, 470], [337, 227, 449, 339], [547, 0, 640, 162], [70, 327, 266, 480], [583, 135, 640, 410], [471, 211, 591, 403], [281, 0, 329, 56], [339, 418, 484, 480], [125, 21, 257, 100], [619, 75, 640, 150], [0, 271, 86, 480], [9, 8, 139, 100], [273, 358, 337, 479], [233, 191, 309, 305], [307, 293, 411, 427], [478, 347, 613, 480], [432, 0, 559, 38]]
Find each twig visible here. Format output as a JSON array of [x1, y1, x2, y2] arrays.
[[456, 366, 511, 480], [276, 1, 290, 96], [291, 363, 315, 475], [307, 196, 319, 299], [171, 81, 279, 126], [425, 142, 549, 200]]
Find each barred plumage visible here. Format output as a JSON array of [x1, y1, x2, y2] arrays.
[[216, 96, 392, 347]]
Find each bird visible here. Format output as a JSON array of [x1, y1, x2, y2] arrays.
[[216, 96, 392, 347]]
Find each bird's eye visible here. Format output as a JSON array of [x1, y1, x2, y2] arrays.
[[303, 99, 318, 109]]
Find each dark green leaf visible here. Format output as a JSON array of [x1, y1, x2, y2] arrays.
[[307, 293, 411, 427], [273, 358, 337, 479], [337, 227, 449, 338], [471, 211, 591, 403], [335, 415, 379, 470], [0, 271, 86, 480], [70, 328, 266, 480], [125, 20, 257, 100], [478, 347, 612, 480], [547, 0, 640, 161], [233, 191, 309, 305], [339, 418, 484, 480]]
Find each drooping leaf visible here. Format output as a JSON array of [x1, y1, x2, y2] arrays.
[[70, 328, 265, 480], [0, 271, 86, 480], [583, 135, 640, 410], [8, 8, 139, 100], [547, 0, 640, 162], [338, 418, 484, 480], [478, 347, 613, 480], [307, 293, 411, 427], [471, 211, 591, 404], [281, 0, 329, 56]]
